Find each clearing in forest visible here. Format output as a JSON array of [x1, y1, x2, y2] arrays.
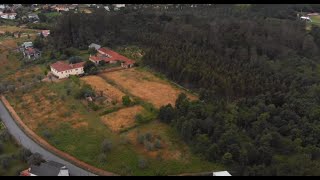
[[81, 76, 126, 104], [101, 68, 197, 108], [101, 105, 143, 133]]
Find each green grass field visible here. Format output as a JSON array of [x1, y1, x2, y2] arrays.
[[44, 12, 61, 18], [7, 78, 223, 175], [0, 124, 28, 176]]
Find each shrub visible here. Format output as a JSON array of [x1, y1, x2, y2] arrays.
[[154, 139, 162, 149], [88, 102, 100, 111], [62, 112, 71, 118], [145, 142, 154, 152], [145, 132, 152, 142], [98, 153, 107, 164], [159, 104, 175, 124], [19, 148, 32, 162], [0, 130, 11, 142], [1, 157, 10, 170], [42, 130, 52, 139], [137, 134, 145, 145], [156, 152, 163, 161], [99, 60, 107, 66], [122, 95, 131, 106], [101, 139, 112, 153], [0, 142, 3, 154], [66, 88, 71, 95], [138, 158, 148, 169], [135, 110, 157, 124], [27, 153, 44, 166], [68, 56, 83, 64]]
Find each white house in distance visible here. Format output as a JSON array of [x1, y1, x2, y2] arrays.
[[300, 16, 312, 22], [212, 171, 232, 176], [0, 13, 17, 20], [88, 43, 101, 50], [50, 61, 85, 79]]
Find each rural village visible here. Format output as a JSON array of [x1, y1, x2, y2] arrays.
[[1, 4, 320, 177]]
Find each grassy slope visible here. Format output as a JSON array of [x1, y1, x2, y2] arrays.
[[8, 79, 222, 175], [0, 128, 28, 176]]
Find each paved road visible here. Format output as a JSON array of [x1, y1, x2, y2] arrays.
[[0, 100, 96, 176]]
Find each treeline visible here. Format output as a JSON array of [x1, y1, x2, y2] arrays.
[[49, 4, 320, 175]]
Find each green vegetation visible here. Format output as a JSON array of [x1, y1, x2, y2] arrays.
[[7, 78, 222, 175], [122, 95, 132, 106], [48, 4, 320, 175], [0, 119, 28, 176]]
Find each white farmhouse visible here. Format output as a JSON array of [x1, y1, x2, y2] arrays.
[[50, 61, 85, 79], [212, 171, 232, 176], [300, 16, 312, 22], [1, 13, 17, 20]]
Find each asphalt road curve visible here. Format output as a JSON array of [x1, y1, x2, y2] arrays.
[[0, 100, 97, 176]]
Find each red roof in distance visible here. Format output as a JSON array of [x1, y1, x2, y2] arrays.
[[97, 48, 135, 65], [50, 61, 85, 72]]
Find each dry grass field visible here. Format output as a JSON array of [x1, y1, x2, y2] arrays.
[[101, 105, 143, 133], [8, 86, 88, 131], [0, 25, 38, 33], [81, 76, 126, 104], [101, 68, 197, 108]]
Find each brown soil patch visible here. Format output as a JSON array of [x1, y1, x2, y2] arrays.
[[81, 76, 126, 104], [102, 68, 197, 108], [0, 26, 38, 33], [0, 39, 17, 49], [101, 106, 143, 133]]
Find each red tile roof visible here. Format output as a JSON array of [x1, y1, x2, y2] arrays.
[[20, 169, 30, 176], [50, 61, 85, 72], [41, 30, 50, 37], [97, 48, 135, 65], [89, 54, 109, 62], [25, 47, 37, 54]]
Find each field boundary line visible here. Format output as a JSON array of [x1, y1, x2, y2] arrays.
[[0, 95, 118, 176]]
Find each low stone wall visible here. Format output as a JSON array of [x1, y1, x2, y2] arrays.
[[1, 95, 117, 176]]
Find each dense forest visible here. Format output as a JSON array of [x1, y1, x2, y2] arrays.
[[48, 4, 320, 175]]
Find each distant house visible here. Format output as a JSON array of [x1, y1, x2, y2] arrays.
[[23, 47, 41, 60], [21, 42, 33, 49], [307, 13, 319, 16], [88, 43, 101, 51], [68, 4, 78, 11], [104, 6, 110, 11], [300, 16, 312, 22], [90, 47, 135, 68], [212, 171, 232, 176], [55, 5, 69, 12], [113, 4, 125, 11], [20, 161, 69, 176], [28, 13, 39, 21], [0, 13, 17, 20], [114, 4, 125, 8], [40, 30, 50, 37], [50, 61, 85, 79]]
